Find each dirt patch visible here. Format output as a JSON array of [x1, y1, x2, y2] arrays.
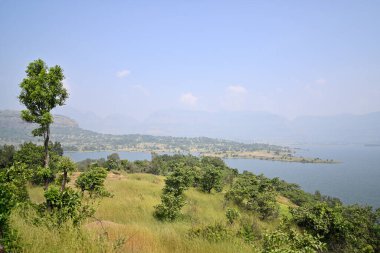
[[107, 172, 125, 180], [277, 195, 298, 207]]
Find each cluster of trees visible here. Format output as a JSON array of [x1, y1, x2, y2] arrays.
[[0, 142, 110, 246], [145, 156, 379, 252], [290, 202, 380, 252], [0, 59, 110, 251], [225, 171, 279, 220], [74, 149, 380, 252], [151, 156, 237, 221]]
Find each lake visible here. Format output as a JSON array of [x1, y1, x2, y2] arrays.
[[65, 145, 380, 208]]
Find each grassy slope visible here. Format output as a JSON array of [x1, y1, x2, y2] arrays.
[[12, 172, 293, 253]]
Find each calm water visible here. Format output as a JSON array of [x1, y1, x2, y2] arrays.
[[65, 145, 380, 208]]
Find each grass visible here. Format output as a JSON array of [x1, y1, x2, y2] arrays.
[[11, 172, 295, 253]]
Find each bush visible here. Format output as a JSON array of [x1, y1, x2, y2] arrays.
[[226, 172, 279, 220], [188, 223, 233, 242], [153, 193, 185, 221], [0, 164, 29, 251], [291, 202, 380, 252], [154, 167, 193, 221], [199, 165, 223, 193], [263, 227, 325, 253], [37, 186, 94, 227], [237, 223, 255, 244], [75, 167, 110, 198], [225, 208, 240, 225]]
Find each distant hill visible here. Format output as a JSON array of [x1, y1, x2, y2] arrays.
[[0, 110, 284, 153], [2, 109, 379, 150], [59, 108, 380, 145]]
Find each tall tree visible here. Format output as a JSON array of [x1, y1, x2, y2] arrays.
[[18, 59, 68, 171]]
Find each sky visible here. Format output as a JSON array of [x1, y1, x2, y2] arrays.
[[1, 0, 380, 120]]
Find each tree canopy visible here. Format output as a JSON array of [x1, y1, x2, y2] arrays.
[[18, 59, 68, 170]]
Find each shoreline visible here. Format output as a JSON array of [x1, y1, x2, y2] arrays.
[[64, 149, 338, 164]]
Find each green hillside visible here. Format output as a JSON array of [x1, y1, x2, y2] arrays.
[[14, 172, 286, 253], [2, 142, 378, 252]]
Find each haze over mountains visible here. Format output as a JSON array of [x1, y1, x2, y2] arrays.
[[54, 108, 380, 145]]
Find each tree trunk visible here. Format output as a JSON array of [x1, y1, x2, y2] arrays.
[[44, 125, 50, 168], [43, 125, 50, 190], [0, 228, 4, 253], [61, 170, 67, 191]]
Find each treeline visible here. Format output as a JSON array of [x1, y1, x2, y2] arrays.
[[0, 143, 110, 251], [75, 151, 380, 253]]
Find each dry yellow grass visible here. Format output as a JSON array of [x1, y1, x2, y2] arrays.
[[12, 172, 295, 253]]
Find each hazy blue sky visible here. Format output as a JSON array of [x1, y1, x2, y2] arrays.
[[1, 0, 379, 120]]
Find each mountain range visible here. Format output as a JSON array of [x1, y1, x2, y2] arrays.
[[54, 108, 380, 145], [0, 110, 284, 152]]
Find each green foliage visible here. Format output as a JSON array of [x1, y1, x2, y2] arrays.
[[0, 144, 15, 169], [124, 159, 153, 173], [237, 223, 256, 244], [57, 156, 76, 174], [163, 166, 193, 196], [57, 156, 76, 190], [76, 158, 106, 172], [50, 141, 64, 156], [154, 167, 193, 221], [199, 165, 223, 193], [188, 223, 233, 242], [226, 172, 279, 220], [270, 177, 315, 206], [151, 153, 200, 175], [0, 164, 29, 250], [225, 208, 240, 225], [105, 153, 121, 171], [200, 156, 226, 169], [249, 187, 279, 220], [291, 202, 379, 252], [342, 205, 379, 252], [18, 59, 68, 173], [14, 142, 45, 170], [262, 224, 325, 253], [37, 186, 94, 227], [14, 142, 51, 185], [75, 167, 110, 198], [18, 59, 67, 134], [14, 142, 63, 186], [153, 193, 186, 221]]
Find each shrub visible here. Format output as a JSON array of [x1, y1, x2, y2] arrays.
[[0, 164, 29, 250], [291, 202, 380, 252], [188, 223, 233, 242], [153, 193, 185, 221], [154, 167, 193, 221], [226, 172, 279, 220], [199, 165, 223, 193], [225, 208, 240, 225], [262, 227, 325, 253], [237, 223, 255, 244], [37, 186, 94, 227], [75, 167, 110, 198]]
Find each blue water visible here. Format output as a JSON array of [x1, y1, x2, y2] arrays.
[[65, 145, 380, 208]]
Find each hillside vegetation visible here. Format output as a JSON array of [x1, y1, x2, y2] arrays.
[[13, 172, 263, 253], [2, 147, 379, 253]]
